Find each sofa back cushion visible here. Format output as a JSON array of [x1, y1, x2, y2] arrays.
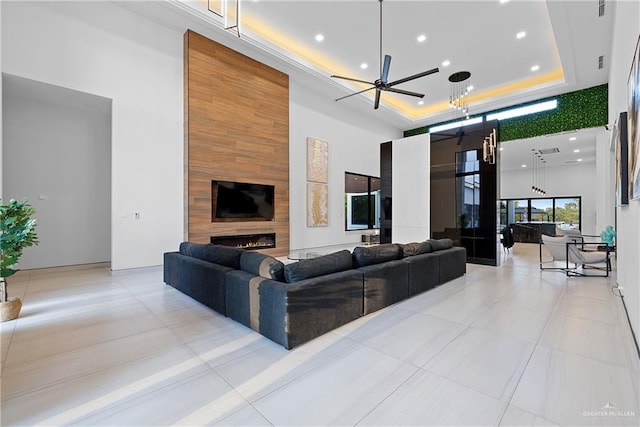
[[240, 251, 285, 281], [427, 238, 453, 251], [284, 250, 353, 283], [352, 244, 402, 268], [401, 241, 432, 257], [179, 242, 243, 269]]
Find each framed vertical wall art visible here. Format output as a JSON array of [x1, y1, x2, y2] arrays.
[[628, 35, 640, 200], [307, 182, 329, 227], [307, 137, 328, 183], [306, 137, 329, 226]]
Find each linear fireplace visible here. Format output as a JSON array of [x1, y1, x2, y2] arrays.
[[210, 233, 276, 250]]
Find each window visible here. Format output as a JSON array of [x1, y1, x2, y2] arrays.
[[554, 198, 581, 230], [530, 198, 553, 222], [500, 196, 581, 228], [507, 199, 529, 223], [345, 172, 380, 230], [455, 150, 480, 228]]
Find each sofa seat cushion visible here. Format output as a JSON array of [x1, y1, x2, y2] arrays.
[[179, 242, 243, 269], [358, 259, 409, 314], [352, 244, 402, 267], [401, 241, 432, 257], [164, 252, 231, 315], [427, 238, 453, 252], [436, 246, 467, 284], [284, 250, 353, 283], [239, 251, 285, 281], [258, 269, 364, 349], [404, 252, 439, 296]]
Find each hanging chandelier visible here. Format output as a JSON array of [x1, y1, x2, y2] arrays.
[[448, 71, 472, 119], [531, 149, 546, 195]]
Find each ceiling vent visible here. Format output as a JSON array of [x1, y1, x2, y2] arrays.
[[539, 147, 560, 155], [599, 55, 604, 69], [599, 0, 605, 17]]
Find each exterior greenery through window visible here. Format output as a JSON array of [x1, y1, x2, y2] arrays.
[[345, 172, 380, 231], [500, 197, 581, 230]]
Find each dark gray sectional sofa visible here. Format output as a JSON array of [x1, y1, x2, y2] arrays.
[[164, 239, 466, 349]]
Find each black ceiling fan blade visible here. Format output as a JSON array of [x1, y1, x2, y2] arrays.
[[380, 55, 391, 84], [331, 75, 375, 85], [335, 86, 376, 102], [374, 89, 381, 109], [384, 87, 425, 98], [387, 67, 439, 87]]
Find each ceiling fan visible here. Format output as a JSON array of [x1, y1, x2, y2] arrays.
[[331, 0, 439, 110]]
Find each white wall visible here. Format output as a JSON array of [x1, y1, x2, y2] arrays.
[[1, 1, 184, 270], [3, 81, 111, 269], [501, 162, 597, 234], [289, 81, 400, 250], [391, 134, 430, 243], [609, 0, 640, 337]]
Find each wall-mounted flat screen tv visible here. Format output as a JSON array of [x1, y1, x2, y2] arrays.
[[212, 180, 275, 221]]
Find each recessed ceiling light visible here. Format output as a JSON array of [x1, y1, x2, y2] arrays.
[[569, 137, 577, 141], [418, 100, 424, 105], [500, 0, 511, 3], [499, 147, 504, 151], [521, 164, 527, 168], [531, 65, 540, 72], [442, 60, 451, 67], [417, 34, 427, 43], [315, 34, 324, 42], [360, 63, 368, 70], [577, 158, 583, 162], [516, 31, 526, 39], [573, 149, 580, 153]]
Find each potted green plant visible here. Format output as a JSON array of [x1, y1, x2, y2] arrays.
[[1, 199, 38, 322]]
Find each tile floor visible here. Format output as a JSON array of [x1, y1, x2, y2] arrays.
[[1, 243, 638, 426]]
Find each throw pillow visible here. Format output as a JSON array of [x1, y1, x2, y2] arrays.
[[402, 241, 432, 257], [179, 242, 243, 269], [352, 244, 402, 267], [240, 251, 285, 281], [284, 250, 353, 283], [427, 239, 453, 251]]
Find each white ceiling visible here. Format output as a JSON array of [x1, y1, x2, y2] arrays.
[[120, 0, 615, 131], [499, 126, 603, 172]]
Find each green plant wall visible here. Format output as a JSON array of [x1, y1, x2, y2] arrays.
[[404, 84, 608, 141]]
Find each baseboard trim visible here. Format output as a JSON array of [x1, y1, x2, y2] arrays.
[[616, 282, 640, 361]]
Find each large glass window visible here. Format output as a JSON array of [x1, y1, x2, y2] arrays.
[[554, 197, 581, 230], [530, 198, 553, 222], [455, 150, 480, 228], [345, 172, 380, 230], [507, 199, 529, 224], [500, 196, 581, 228]]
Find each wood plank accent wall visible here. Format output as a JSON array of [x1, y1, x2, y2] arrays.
[[184, 30, 289, 256]]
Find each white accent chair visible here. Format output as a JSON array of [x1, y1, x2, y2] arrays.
[[540, 234, 573, 272], [540, 233, 611, 277], [566, 241, 611, 277]]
